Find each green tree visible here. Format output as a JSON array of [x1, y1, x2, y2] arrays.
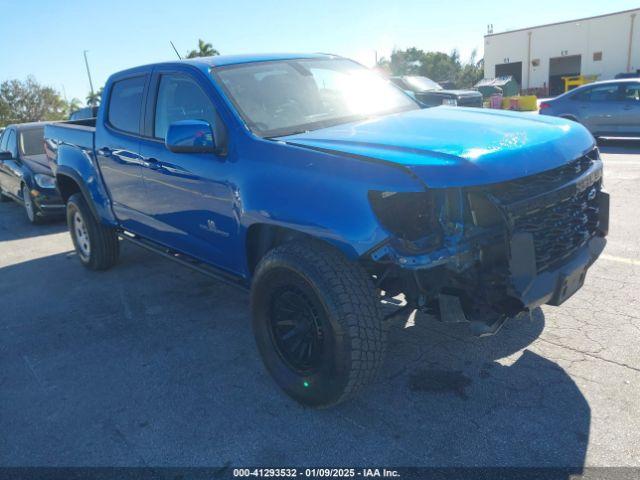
[[86, 86, 104, 107], [67, 97, 83, 115], [456, 49, 484, 89], [0, 77, 67, 127], [186, 39, 220, 58], [379, 48, 484, 89]]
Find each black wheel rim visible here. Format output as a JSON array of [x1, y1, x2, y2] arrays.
[[269, 285, 324, 373]]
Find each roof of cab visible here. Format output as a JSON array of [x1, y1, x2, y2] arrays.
[[184, 52, 338, 67], [109, 53, 340, 80]]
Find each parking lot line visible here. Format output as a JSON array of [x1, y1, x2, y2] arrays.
[[600, 253, 640, 266]]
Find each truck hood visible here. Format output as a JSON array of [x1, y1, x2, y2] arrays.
[[278, 107, 595, 188], [425, 89, 481, 97]]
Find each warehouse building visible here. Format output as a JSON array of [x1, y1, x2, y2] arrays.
[[483, 8, 640, 96]]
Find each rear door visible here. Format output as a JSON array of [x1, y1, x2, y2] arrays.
[[617, 82, 640, 135], [95, 74, 150, 232]]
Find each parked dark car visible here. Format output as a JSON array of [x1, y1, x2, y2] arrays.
[[69, 106, 99, 121], [390, 75, 483, 107], [615, 70, 640, 79], [45, 53, 607, 408], [539, 79, 640, 137], [0, 122, 64, 223]]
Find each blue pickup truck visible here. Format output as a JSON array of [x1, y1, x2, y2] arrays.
[[44, 53, 609, 407]]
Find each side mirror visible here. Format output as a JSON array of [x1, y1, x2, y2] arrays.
[[165, 120, 216, 154], [0, 151, 12, 161]]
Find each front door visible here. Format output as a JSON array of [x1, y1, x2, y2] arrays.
[[0, 129, 21, 198], [138, 70, 240, 274], [618, 82, 640, 135], [95, 74, 149, 232], [580, 83, 624, 135]]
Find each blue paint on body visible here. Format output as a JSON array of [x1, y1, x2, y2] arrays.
[[44, 54, 597, 281]]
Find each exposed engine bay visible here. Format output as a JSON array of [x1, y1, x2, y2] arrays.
[[366, 148, 609, 336]]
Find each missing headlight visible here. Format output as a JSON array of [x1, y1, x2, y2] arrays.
[[368, 190, 443, 249]]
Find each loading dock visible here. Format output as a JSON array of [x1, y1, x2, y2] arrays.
[[495, 62, 523, 86], [549, 55, 582, 95]]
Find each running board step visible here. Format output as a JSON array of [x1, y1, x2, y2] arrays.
[[118, 232, 249, 292]]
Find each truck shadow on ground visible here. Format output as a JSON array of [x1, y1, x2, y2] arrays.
[[0, 244, 589, 474]]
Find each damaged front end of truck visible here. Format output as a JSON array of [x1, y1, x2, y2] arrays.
[[366, 148, 609, 336]]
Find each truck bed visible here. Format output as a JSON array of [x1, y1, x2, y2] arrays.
[[45, 118, 96, 152]]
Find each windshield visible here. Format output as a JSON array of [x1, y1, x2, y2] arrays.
[[19, 127, 45, 156], [404, 76, 442, 92], [213, 58, 419, 137]]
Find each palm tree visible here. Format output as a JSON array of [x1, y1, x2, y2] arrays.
[[86, 87, 104, 107], [186, 39, 220, 59], [66, 97, 83, 116]]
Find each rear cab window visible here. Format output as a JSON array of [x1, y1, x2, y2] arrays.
[[107, 76, 146, 134]]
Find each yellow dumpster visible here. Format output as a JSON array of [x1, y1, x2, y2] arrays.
[[562, 75, 599, 93], [516, 95, 538, 111], [501, 95, 538, 111]]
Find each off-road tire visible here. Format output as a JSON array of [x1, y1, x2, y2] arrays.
[[251, 240, 386, 408], [66, 193, 119, 270]]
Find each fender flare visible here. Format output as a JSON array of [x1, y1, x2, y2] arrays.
[[55, 164, 117, 226]]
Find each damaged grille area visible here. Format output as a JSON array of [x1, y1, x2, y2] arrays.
[[489, 150, 597, 204], [471, 148, 603, 273], [510, 183, 601, 272]]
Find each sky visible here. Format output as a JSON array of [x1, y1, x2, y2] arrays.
[[1, 0, 639, 103]]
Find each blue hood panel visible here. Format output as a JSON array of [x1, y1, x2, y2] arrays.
[[280, 107, 596, 188]]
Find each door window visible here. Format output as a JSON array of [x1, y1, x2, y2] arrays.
[[622, 83, 640, 101], [154, 74, 217, 140], [4, 130, 17, 157], [587, 84, 621, 102], [0, 129, 8, 151], [107, 76, 146, 134]]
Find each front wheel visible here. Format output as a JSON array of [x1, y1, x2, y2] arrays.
[[66, 193, 119, 270], [250, 241, 386, 408]]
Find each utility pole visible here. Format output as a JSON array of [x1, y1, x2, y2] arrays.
[[83, 50, 95, 106]]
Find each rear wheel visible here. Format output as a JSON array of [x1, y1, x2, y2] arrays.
[[66, 193, 119, 270], [251, 240, 386, 408]]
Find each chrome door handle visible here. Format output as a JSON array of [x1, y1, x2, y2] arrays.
[[142, 157, 160, 169]]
